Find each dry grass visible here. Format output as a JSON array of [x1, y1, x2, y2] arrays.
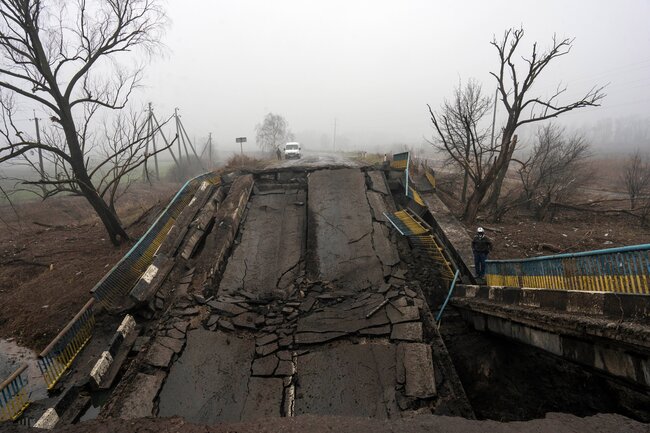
[[224, 154, 267, 171]]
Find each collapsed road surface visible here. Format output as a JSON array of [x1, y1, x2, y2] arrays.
[[5, 156, 650, 433], [98, 164, 473, 423]]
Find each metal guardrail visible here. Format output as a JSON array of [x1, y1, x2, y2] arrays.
[[0, 364, 30, 421], [37, 298, 95, 390], [0, 171, 223, 417], [486, 244, 650, 294], [391, 151, 409, 170], [385, 208, 456, 285], [91, 172, 220, 307]]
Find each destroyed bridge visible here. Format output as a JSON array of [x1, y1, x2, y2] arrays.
[[1, 153, 649, 431]]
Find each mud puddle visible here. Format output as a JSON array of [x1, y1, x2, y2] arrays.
[[0, 338, 47, 400]]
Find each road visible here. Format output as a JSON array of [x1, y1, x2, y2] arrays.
[[265, 151, 362, 169], [104, 162, 471, 423]]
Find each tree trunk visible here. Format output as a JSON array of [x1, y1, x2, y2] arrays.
[[486, 135, 518, 212], [60, 106, 129, 246], [462, 182, 491, 223], [79, 176, 129, 245]]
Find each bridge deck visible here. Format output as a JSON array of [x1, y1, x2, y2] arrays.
[[102, 167, 472, 422]]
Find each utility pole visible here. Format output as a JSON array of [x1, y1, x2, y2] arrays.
[[151, 106, 159, 180], [208, 133, 213, 169], [490, 87, 498, 147], [174, 107, 185, 165], [32, 111, 44, 179], [143, 103, 152, 183], [333, 118, 337, 152]]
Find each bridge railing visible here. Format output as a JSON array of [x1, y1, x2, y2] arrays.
[[37, 298, 95, 390], [91, 172, 220, 307], [486, 244, 650, 294], [0, 364, 30, 421]]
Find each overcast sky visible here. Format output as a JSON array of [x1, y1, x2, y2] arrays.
[[136, 0, 650, 153]]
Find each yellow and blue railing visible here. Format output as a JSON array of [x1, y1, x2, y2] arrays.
[[0, 364, 30, 421], [486, 244, 650, 294], [35, 171, 219, 391], [91, 172, 220, 307], [37, 298, 96, 390]]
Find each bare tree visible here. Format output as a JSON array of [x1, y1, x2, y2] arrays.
[[0, 0, 165, 245], [1, 100, 175, 219], [621, 149, 650, 209], [428, 79, 494, 206], [255, 113, 294, 152], [470, 27, 605, 223], [517, 123, 591, 221]]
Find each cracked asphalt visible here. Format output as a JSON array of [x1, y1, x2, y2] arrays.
[[103, 164, 471, 424]]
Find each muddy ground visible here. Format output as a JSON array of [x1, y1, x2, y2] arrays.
[[433, 181, 650, 260], [1, 413, 648, 433], [0, 183, 179, 349]]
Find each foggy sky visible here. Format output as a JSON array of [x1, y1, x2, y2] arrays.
[[136, 0, 650, 153]]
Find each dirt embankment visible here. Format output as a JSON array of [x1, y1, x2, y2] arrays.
[[0, 413, 647, 433], [0, 183, 178, 349]]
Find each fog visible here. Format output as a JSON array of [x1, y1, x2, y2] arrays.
[[128, 0, 650, 155]]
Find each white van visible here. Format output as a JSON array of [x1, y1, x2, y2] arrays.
[[284, 142, 301, 159]]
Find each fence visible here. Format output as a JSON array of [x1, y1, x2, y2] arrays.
[[91, 172, 220, 307], [385, 208, 456, 286], [486, 244, 650, 294], [0, 364, 30, 421], [37, 298, 96, 390]]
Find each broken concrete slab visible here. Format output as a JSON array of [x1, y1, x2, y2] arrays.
[[144, 342, 175, 368], [218, 190, 306, 296], [296, 306, 389, 334], [295, 341, 398, 418], [129, 255, 175, 304], [232, 312, 260, 330], [308, 169, 386, 290], [256, 342, 279, 357], [240, 377, 284, 420], [366, 190, 390, 223], [158, 329, 255, 423], [368, 170, 390, 196], [206, 314, 220, 328], [251, 355, 279, 376], [218, 319, 235, 331], [208, 300, 248, 316], [114, 371, 166, 419], [391, 322, 423, 342], [359, 325, 391, 336], [156, 336, 185, 353], [402, 343, 436, 399], [294, 331, 347, 345], [193, 174, 254, 292], [256, 333, 279, 347], [278, 336, 293, 347], [386, 304, 420, 324], [298, 296, 316, 313], [275, 359, 294, 376]]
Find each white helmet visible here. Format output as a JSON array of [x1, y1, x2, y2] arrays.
[[477, 227, 484, 234]]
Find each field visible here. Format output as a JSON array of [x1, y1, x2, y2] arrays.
[[0, 182, 179, 349], [431, 156, 650, 259]]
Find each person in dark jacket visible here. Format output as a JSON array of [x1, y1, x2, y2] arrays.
[[472, 227, 493, 279]]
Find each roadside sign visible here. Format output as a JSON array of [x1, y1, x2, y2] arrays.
[[236, 137, 247, 155]]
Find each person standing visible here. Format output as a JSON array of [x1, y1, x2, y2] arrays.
[[276, 147, 282, 160], [471, 227, 493, 280]]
